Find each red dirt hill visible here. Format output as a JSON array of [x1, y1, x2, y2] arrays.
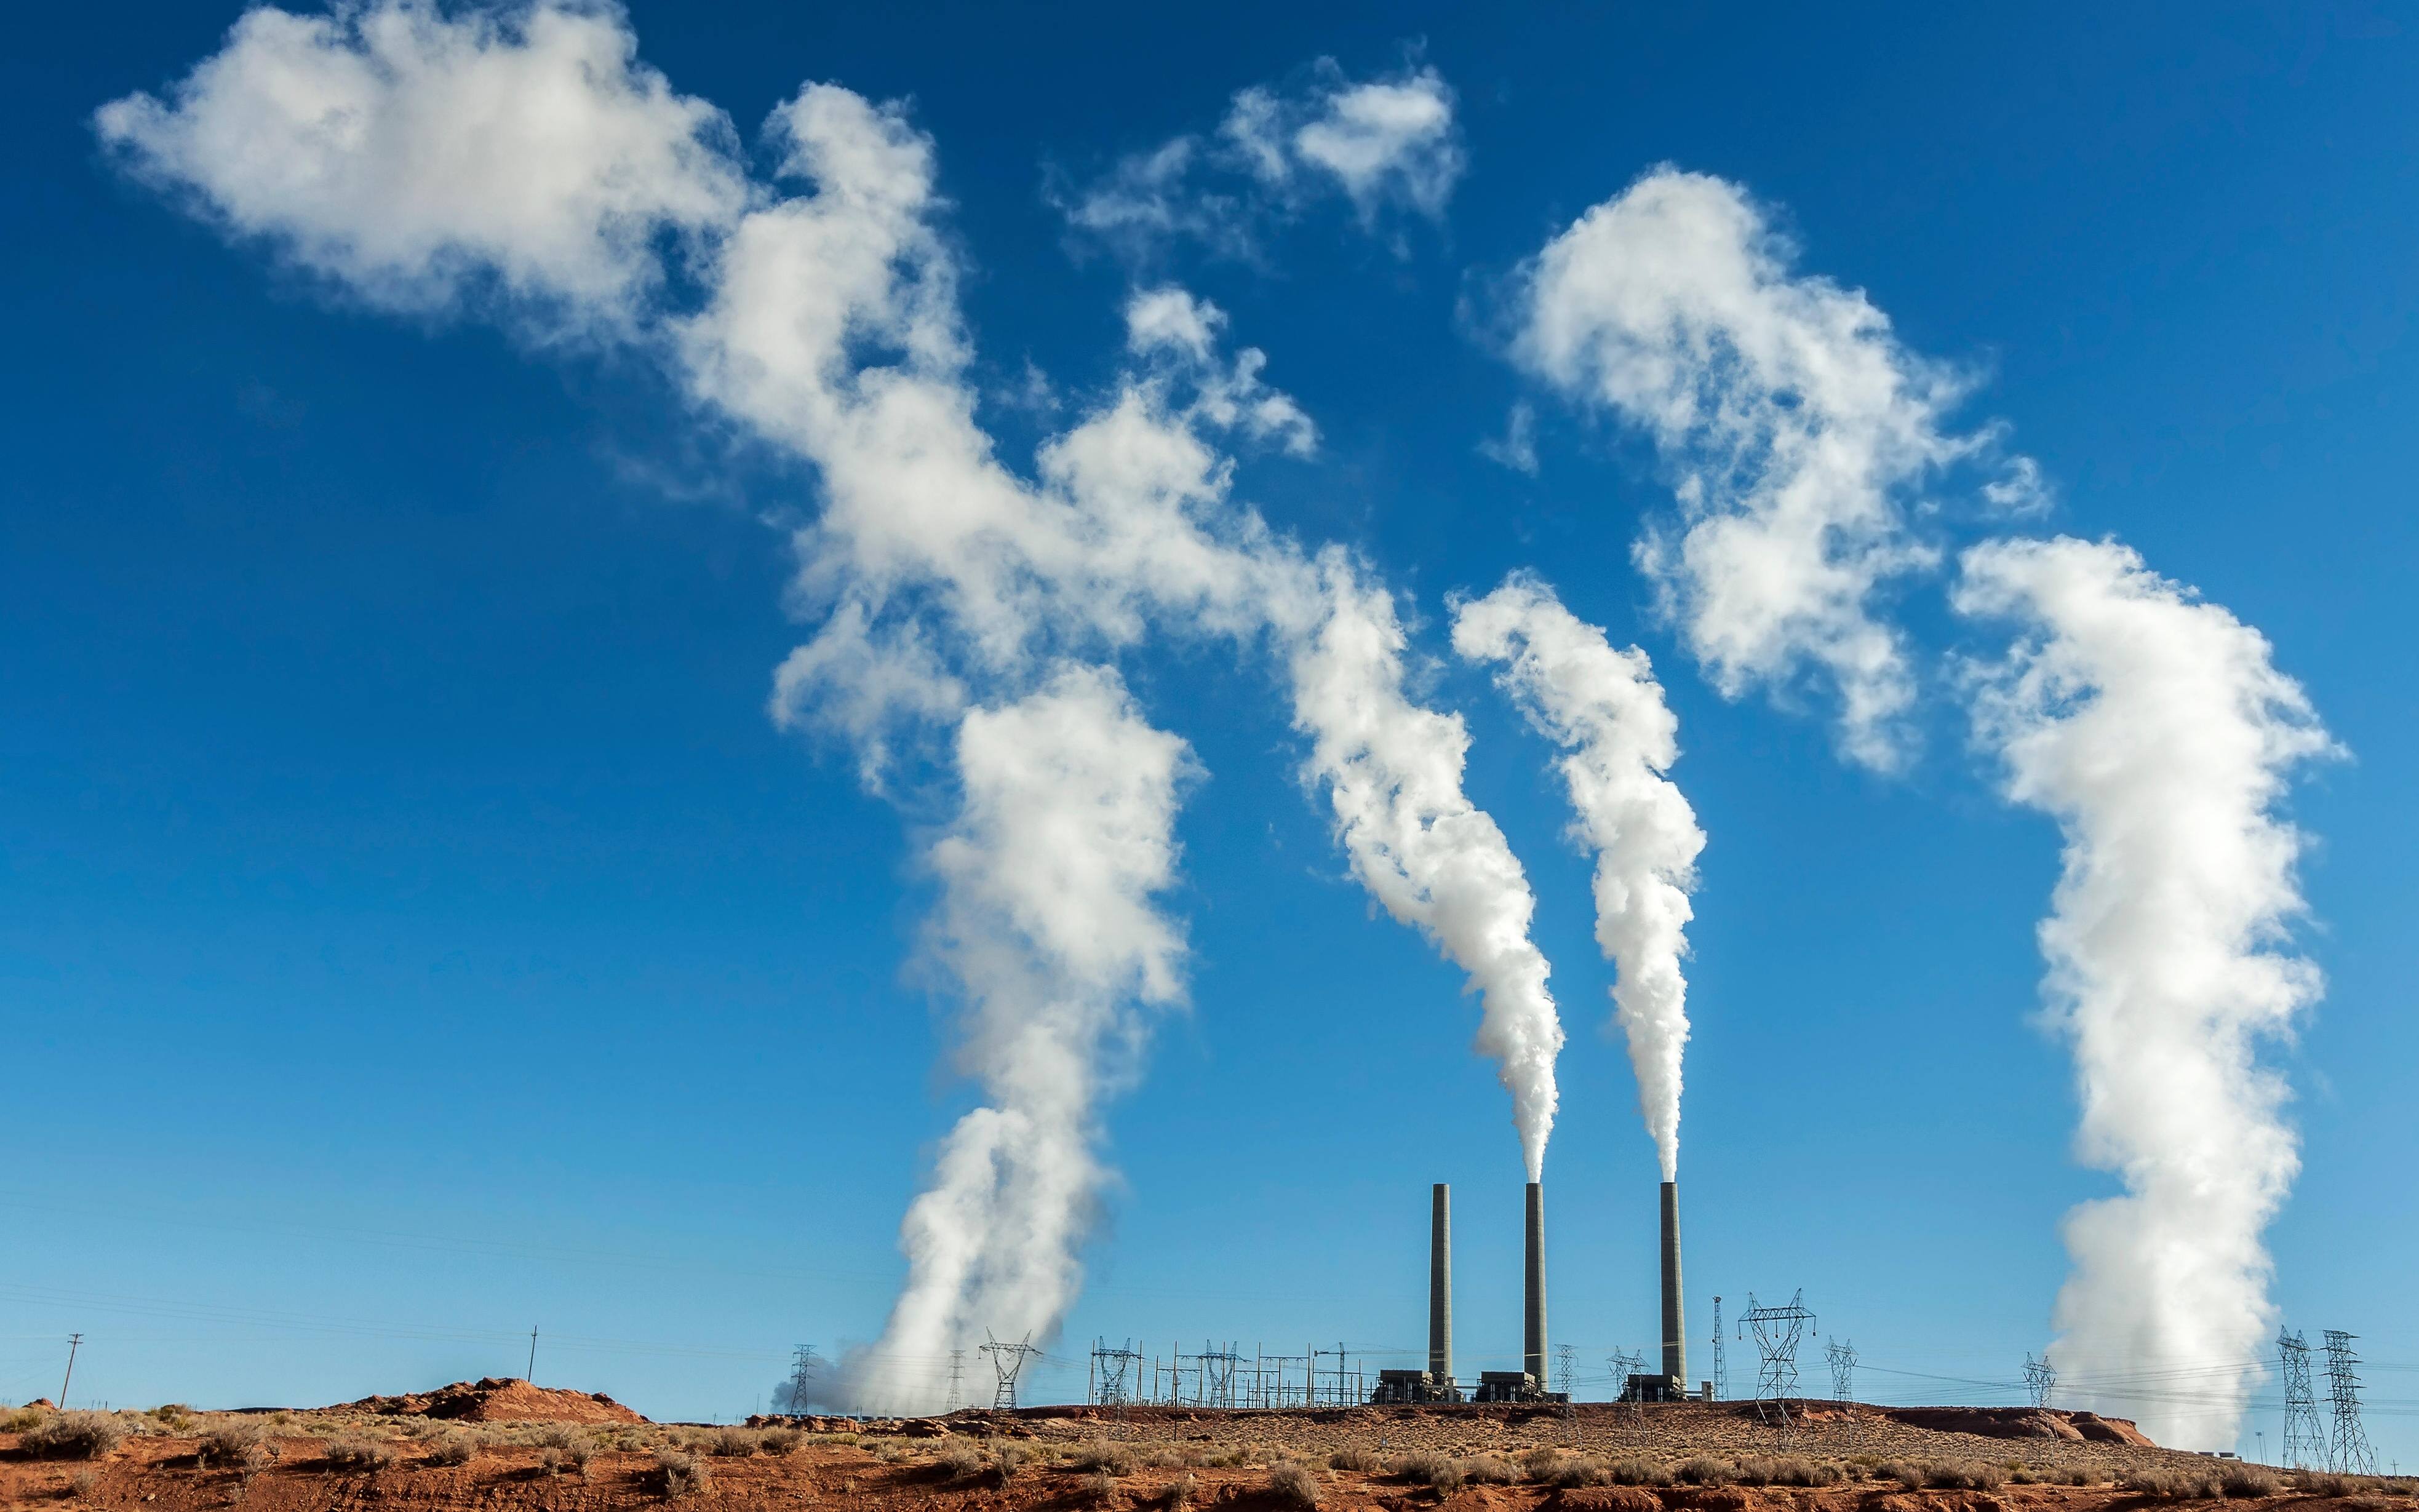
[[336, 1377, 646, 1425]]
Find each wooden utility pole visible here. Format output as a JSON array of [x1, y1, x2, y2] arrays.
[[527, 1327, 538, 1384], [60, 1334, 82, 1408]]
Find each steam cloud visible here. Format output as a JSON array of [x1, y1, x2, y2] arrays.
[[1513, 168, 2332, 1444], [1955, 538, 2332, 1446], [102, 2, 1565, 1407], [1453, 576, 1703, 1180]]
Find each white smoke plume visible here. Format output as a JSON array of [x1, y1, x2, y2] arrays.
[[102, 2, 1567, 1407], [1290, 559, 1564, 1180], [1516, 169, 1995, 768], [1955, 536, 2333, 1447], [1453, 575, 1703, 1180]]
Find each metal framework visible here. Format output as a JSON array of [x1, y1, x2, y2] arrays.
[[2279, 1331, 2327, 1470], [1739, 1291, 1814, 1425], [2023, 1352, 2056, 1410], [980, 1332, 1040, 1411], [1088, 1338, 1141, 1406], [1710, 1296, 1728, 1401], [2324, 1331, 2377, 1476], [1827, 1337, 1857, 1403], [945, 1348, 964, 1412], [1608, 1347, 1647, 1424], [1199, 1342, 1242, 1409], [784, 1344, 819, 1415]]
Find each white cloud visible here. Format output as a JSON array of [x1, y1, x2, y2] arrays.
[[95, 1, 744, 332], [1053, 58, 1465, 261], [1478, 400, 1539, 475], [1956, 536, 2334, 1449], [1517, 168, 2003, 768]]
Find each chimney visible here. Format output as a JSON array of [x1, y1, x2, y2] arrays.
[[1429, 1184, 1452, 1386], [1524, 1182, 1547, 1384], [1660, 1180, 1687, 1386]]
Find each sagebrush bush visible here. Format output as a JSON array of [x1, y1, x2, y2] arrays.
[[1462, 1454, 1518, 1484], [760, 1426, 799, 1456], [1072, 1441, 1133, 1474], [1328, 1444, 1380, 1473], [1927, 1460, 2007, 1491], [1877, 1459, 1924, 1489], [1266, 1460, 1323, 1508], [429, 1430, 478, 1466], [1393, 1450, 1462, 1491], [198, 1421, 268, 1472], [2220, 1463, 2281, 1498], [2124, 1466, 2225, 1500], [1166, 1470, 1198, 1510], [2294, 1471, 2355, 1498], [707, 1426, 759, 1457], [652, 1447, 707, 1497], [1552, 1455, 1613, 1487], [323, 1435, 393, 1472], [1675, 1454, 1735, 1486], [989, 1439, 1030, 1479], [1609, 1455, 1670, 1486], [23, 1413, 126, 1461]]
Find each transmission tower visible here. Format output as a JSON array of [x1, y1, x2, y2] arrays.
[[1200, 1342, 1242, 1409], [945, 1348, 965, 1412], [2279, 1331, 2326, 1470], [2023, 1352, 2056, 1410], [980, 1331, 1040, 1411], [1826, 1337, 1857, 1403], [1557, 1343, 1576, 1399], [1608, 1347, 1647, 1423], [1089, 1338, 1141, 1406], [1709, 1295, 1728, 1400], [2324, 1331, 2377, 1475], [784, 1344, 819, 1415], [1739, 1291, 1814, 1426]]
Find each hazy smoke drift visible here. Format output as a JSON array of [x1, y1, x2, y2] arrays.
[[1956, 538, 2332, 1446], [1453, 576, 1702, 1180], [1514, 169, 2332, 1445], [97, 2, 1569, 1407]]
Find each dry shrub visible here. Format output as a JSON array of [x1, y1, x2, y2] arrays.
[[760, 1426, 800, 1456], [68, 1468, 98, 1498], [429, 1430, 477, 1466], [1609, 1455, 1672, 1486], [1393, 1450, 1463, 1491], [1463, 1454, 1518, 1484], [1167, 1470, 1198, 1510], [1738, 1455, 1834, 1487], [2064, 1466, 2100, 1486], [1072, 1441, 1134, 1475], [2220, 1463, 2281, 1498], [1928, 1460, 2008, 1491], [1878, 1460, 1925, 1489], [989, 1439, 1032, 1481], [22, 1412, 124, 1461], [1266, 1460, 1323, 1508], [1676, 1455, 1736, 1486], [198, 1421, 266, 1471], [1196, 1446, 1245, 1468], [530, 1424, 580, 1450], [935, 1440, 983, 1479], [651, 1447, 708, 1498], [2294, 1471, 2356, 1498], [2124, 1466, 2225, 1500], [707, 1426, 759, 1457], [1552, 1455, 1614, 1487], [1329, 1444, 1381, 1473], [4, 1407, 47, 1433], [323, 1435, 393, 1472], [1138, 1444, 1185, 1470]]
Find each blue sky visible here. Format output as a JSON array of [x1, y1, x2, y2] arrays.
[[2, 0, 2414, 1465]]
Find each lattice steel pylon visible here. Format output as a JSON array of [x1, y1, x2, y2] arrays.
[[981, 1331, 1040, 1411], [1090, 1338, 1141, 1407], [2024, 1352, 2056, 1410], [2324, 1331, 2377, 1475], [784, 1344, 819, 1415], [2279, 1331, 2326, 1471], [1609, 1347, 1647, 1425], [946, 1348, 965, 1412], [1739, 1291, 1814, 1426], [1200, 1342, 1242, 1409], [1827, 1338, 1857, 1403], [1710, 1296, 1728, 1401]]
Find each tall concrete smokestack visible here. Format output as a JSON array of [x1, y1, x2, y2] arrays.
[[1660, 1180, 1686, 1386], [1524, 1182, 1547, 1383], [1429, 1184, 1452, 1385]]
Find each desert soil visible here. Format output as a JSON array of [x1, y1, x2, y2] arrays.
[[6, 1382, 2412, 1512]]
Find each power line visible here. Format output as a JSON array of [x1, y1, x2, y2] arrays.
[[2024, 1352, 2055, 1409]]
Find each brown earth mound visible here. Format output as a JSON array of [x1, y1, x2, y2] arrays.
[[337, 1376, 646, 1424], [1881, 1407, 2155, 1448]]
